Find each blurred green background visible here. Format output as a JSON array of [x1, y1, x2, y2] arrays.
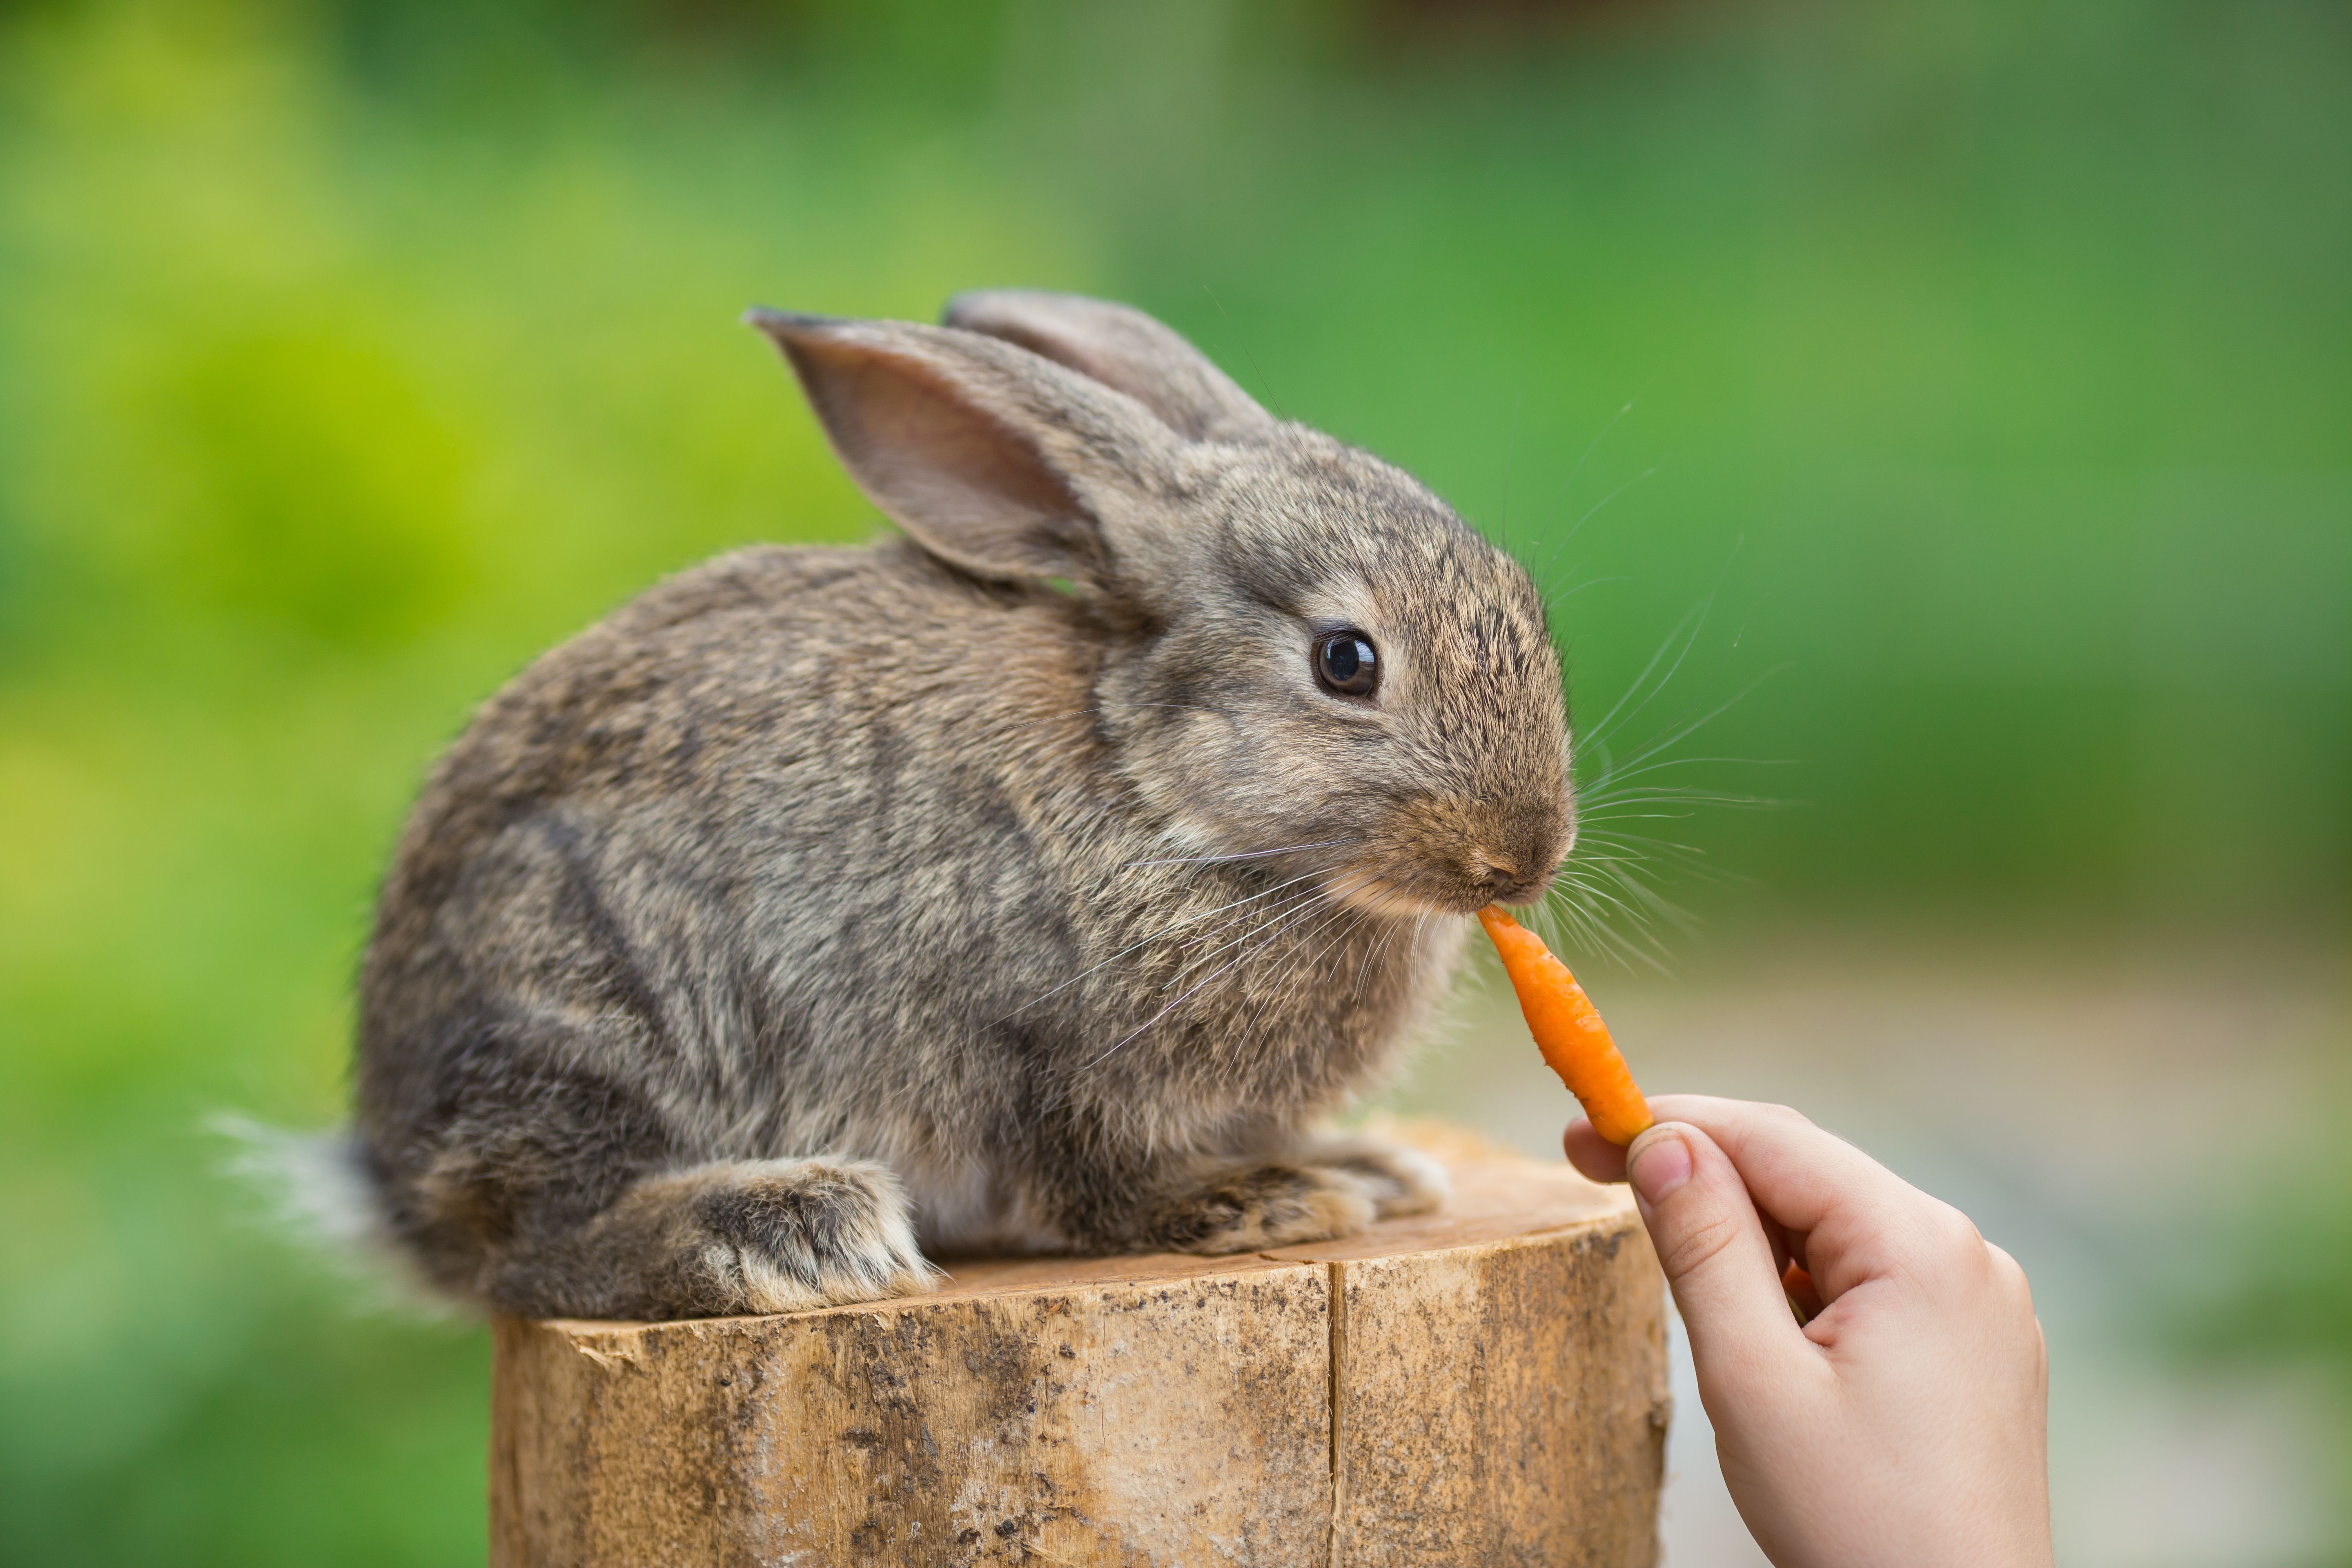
[[0, 0, 2345, 1562]]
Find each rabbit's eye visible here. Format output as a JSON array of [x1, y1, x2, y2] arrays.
[[1314, 630, 1379, 699]]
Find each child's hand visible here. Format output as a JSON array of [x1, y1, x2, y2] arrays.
[[1567, 1096, 2052, 1568]]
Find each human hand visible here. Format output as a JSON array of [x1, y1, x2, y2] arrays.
[[1566, 1096, 2052, 1568]]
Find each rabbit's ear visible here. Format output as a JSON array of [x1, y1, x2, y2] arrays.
[[942, 290, 1271, 444], [749, 309, 1186, 589]]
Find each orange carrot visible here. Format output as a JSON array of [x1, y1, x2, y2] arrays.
[[1477, 905, 1654, 1146]]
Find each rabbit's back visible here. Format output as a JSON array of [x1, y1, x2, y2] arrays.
[[354, 541, 1119, 1269]]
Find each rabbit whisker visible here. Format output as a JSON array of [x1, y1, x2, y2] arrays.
[[1225, 906, 1371, 1065], [1576, 832, 1750, 888], [1578, 594, 1717, 759], [1542, 574, 1635, 612], [1545, 871, 1676, 973], [1230, 897, 1367, 1047], [1577, 753, 1794, 789], [1557, 466, 1657, 549], [1084, 938, 1270, 1072], [1575, 829, 1708, 856], [1126, 835, 1363, 870], [1579, 666, 1793, 796], [1098, 871, 1386, 1070], [1000, 861, 1342, 1019], [1536, 383, 1650, 559], [1159, 882, 1346, 990], [1575, 857, 1699, 937], [1579, 793, 1783, 815], [1348, 907, 1412, 1012]]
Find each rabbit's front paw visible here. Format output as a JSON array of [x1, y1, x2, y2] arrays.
[[1146, 1162, 1379, 1254], [672, 1157, 939, 1315]]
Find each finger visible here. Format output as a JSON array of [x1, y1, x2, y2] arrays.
[[1563, 1118, 1626, 1182], [1641, 1095, 1967, 1298], [1640, 1094, 1919, 1236], [1626, 1121, 1808, 1373]]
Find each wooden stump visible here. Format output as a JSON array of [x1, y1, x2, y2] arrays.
[[490, 1125, 1670, 1567]]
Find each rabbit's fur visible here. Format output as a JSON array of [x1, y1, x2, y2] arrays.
[[354, 292, 1574, 1320]]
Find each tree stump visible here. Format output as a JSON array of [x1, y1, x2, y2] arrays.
[[490, 1124, 1670, 1567]]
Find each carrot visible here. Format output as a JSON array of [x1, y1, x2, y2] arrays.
[[1476, 905, 1654, 1146]]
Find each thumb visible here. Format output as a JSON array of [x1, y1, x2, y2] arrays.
[[1626, 1122, 1805, 1373]]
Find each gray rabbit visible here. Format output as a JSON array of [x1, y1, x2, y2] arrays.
[[353, 291, 1573, 1321]]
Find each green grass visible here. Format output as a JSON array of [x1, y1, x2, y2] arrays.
[[0, 0, 2346, 1559]]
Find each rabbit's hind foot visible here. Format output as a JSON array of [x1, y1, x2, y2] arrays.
[[1143, 1161, 1384, 1254], [1287, 1135, 1450, 1220]]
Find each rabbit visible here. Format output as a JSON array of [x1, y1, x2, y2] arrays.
[[351, 290, 1575, 1321]]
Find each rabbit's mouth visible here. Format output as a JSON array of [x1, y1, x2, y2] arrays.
[[1334, 862, 1565, 919], [1334, 805, 1573, 918]]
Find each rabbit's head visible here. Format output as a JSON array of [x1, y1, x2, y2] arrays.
[[751, 291, 1572, 917]]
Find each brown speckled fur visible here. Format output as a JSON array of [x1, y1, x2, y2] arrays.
[[353, 291, 1573, 1320]]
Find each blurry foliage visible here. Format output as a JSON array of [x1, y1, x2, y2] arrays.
[[2180, 1139, 2352, 1372], [2159, 1071, 2352, 1547], [0, 0, 2346, 1561], [159, 327, 475, 647]]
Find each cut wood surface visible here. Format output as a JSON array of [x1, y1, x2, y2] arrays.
[[490, 1123, 1670, 1568]]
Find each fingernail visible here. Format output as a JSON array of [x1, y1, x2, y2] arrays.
[[1627, 1127, 1692, 1206]]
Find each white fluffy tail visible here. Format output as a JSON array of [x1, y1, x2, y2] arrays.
[[209, 1114, 448, 1313]]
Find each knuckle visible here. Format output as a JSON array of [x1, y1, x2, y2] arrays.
[[1918, 1198, 1984, 1256], [1878, 1199, 1985, 1290], [1986, 1243, 2037, 1308]]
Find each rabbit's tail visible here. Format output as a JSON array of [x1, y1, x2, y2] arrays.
[[209, 1113, 447, 1313]]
